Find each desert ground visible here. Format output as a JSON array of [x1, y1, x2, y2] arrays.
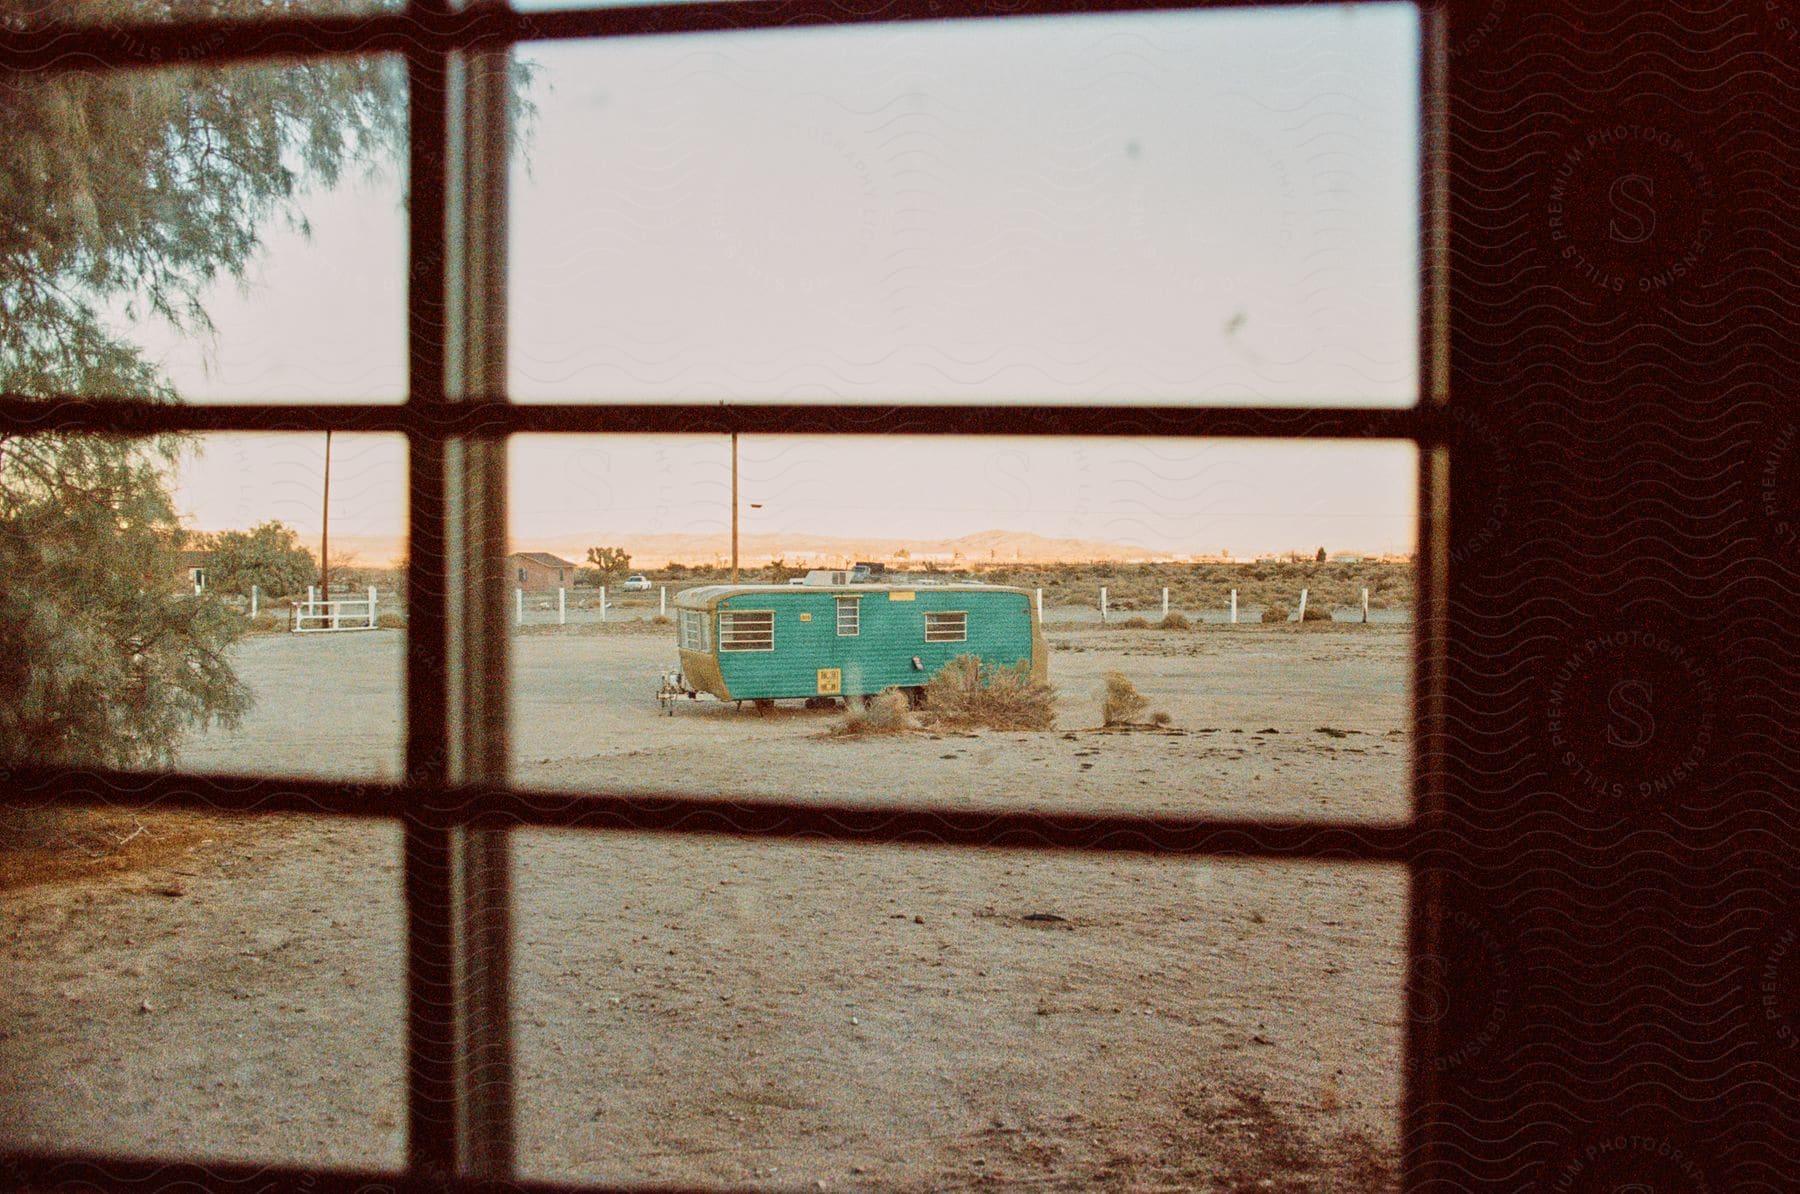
[[0, 620, 1411, 1191]]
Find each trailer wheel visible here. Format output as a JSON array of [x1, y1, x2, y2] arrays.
[[754, 698, 775, 715]]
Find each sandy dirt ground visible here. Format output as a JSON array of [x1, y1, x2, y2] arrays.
[[1, 623, 1411, 1191]]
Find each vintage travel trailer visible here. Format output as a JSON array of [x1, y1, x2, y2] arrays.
[[659, 582, 1046, 711]]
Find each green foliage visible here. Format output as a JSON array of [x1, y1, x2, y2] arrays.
[[0, 434, 251, 767], [203, 520, 316, 599], [0, 36, 407, 398], [0, 1, 541, 770], [585, 546, 631, 584]]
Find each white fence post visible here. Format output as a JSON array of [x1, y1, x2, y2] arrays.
[[369, 585, 378, 629], [660, 587, 667, 617], [1162, 587, 1170, 618], [516, 588, 523, 626], [1230, 589, 1238, 624], [600, 585, 607, 622], [558, 587, 566, 625], [1036, 588, 1043, 622], [1100, 586, 1108, 622], [1298, 588, 1309, 622], [250, 585, 259, 618], [1362, 587, 1370, 623]]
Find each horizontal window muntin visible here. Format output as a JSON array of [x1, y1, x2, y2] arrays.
[[0, 400, 1447, 441]]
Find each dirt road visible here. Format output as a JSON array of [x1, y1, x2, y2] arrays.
[[1, 623, 1410, 1190]]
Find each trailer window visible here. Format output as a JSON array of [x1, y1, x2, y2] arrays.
[[836, 597, 859, 637], [678, 609, 710, 652], [924, 611, 967, 643], [719, 610, 775, 651]]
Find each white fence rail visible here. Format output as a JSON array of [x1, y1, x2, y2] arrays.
[[290, 586, 380, 633]]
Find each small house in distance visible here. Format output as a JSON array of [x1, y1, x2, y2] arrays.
[[509, 551, 576, 592], [175, 548, 211, 595], [170, 531, 212, 595]]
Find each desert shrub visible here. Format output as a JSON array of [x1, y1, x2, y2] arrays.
[[1300, 603, 1333, 622], [924, 655, 1056, 731], [651, 614, 672, 625], [246, 612, 283, 633], [1151, 710, 1172, 726], [1261, 605, 1290, 624], [1101, 672, 1149, 726], [1113, 615, 1151, 629], [1156, 611, 1191, 630], [829, 687, 914, 737], [376, 612, 407, 630]]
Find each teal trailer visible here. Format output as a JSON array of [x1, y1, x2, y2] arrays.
[[660, 582, 1047, 710]]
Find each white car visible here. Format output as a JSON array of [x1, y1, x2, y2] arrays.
[[623, 574, 652, 592]]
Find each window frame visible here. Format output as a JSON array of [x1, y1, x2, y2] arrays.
[[718, 609, 776, 652], [835, 595, 860, 637], [0, 1, 1454, 1190], [678, 608, 710, 652]]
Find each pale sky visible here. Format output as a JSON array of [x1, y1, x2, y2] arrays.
[[153, 4, 1420, 557]]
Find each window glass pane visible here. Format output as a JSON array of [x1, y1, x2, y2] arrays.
[[508, 435, 1415, 823], [1, 56, 407, 404], [515, 834, 1407, 1189], [509, 5, 1420, 406], [0, 431, 408, 781], [0, 812, 406, 1169]]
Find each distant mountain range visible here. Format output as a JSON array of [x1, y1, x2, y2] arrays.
[[518, 529, 1168, 568], [218, 528, 1397, 568]]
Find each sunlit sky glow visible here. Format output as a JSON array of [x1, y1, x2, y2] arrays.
[[152, 5, 1420, 559]]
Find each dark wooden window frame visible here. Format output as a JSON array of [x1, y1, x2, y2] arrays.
[[0, 0, 1454, 1188]]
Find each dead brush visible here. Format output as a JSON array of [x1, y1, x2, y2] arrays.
[[922, 654, 1057, 731], [1101, 671, 1150, 726], [828, 688, 914, 738]]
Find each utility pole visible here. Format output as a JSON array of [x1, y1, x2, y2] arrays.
[[730, 431, 739, 584], [319, 429, 332, 594]]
